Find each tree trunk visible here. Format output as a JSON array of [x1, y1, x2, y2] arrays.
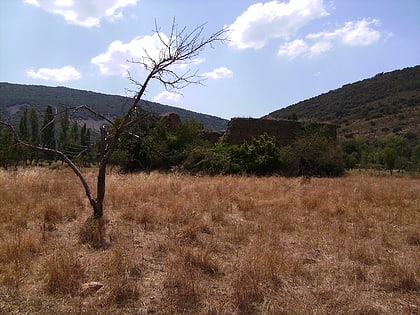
[[93, 125, 108, 218], [93, 201, 104, 218], [94, 162, 106, 218]]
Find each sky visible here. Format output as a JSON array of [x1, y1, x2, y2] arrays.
[[0, 0, 419, 119]]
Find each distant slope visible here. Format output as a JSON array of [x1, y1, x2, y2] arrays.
[[267, 65, 420, 141], [0, 83, 228, 131]]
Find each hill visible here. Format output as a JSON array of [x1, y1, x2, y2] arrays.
[[0, 82, 228, 131], [267, 65, 420, 141]]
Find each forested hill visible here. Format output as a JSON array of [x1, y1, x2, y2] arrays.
[[267, 65, 420, 141], [0, 82, 228, 131]]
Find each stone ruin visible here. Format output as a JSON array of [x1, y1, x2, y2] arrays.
[[160, 114, 337, 146], [222, 118, 337, 145], [159, 112, 181, 129]]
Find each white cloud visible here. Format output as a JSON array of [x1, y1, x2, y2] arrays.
[[91, 33, 169, 76], [309, 41, 331, 55], [175, 58, 206, 70], [307, 18, 382, 46], [24, 0, 40, 6], [27, 65, 82, 82], [23, 0, 138, 27], [278, 39, 309, 59], [91, 33, 205, 77], [279, 18, 382, 59], [202, 67, 234, 80], [153, 91, 182, 104], [341, 19, 382, 46], [227, 0, 328, 49]]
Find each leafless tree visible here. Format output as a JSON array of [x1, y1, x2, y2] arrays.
[[0, 19, 227, 218]]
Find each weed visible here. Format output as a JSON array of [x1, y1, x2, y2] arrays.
[[183, 247, 221, 275], [349, 241, 380, 266], [406, 230, 420, 246], [78, 216, 108, 249], [164, 257, 201, 313], [44, 249, 84, 296], [381, 258, 420, 292]]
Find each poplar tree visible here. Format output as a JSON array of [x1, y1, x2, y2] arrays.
[[41, 105, 56, 151], [58, 111, 70, 152], [19, 106, 29, 141], [30, 108, 39, 145]]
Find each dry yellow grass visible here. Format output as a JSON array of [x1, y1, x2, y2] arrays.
[[0, 168, 419, 314]]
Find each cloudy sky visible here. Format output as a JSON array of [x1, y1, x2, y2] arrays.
[[0, 0, 419, 119]]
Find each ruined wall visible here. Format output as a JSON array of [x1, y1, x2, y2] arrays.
[[223, 118, 337, 145]]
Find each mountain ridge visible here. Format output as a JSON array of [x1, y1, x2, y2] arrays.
[[2, 65, 420, 141], [266, 65, 420, 141], [0, 82, 228, 131]]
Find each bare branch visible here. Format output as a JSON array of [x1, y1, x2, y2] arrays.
[[75, 105, 116, 127], [128, 18, 227, 93]]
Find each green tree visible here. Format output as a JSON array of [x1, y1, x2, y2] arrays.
[[70, 121, 79, 145], [164, 119, 205, 167], [383, 146, 397, 175], [41, 105, 56, 150], [19, 106, 29, 141], [0, 112, 15, 169], [291, 122, 344, 177], [17, 107, 31, 164], [30, 108, 40, 145], [380, 134, 410, 174], [111, 109, 157, 172], [184, 142, 241, 175], [80, 124, 88, 148], [78, 123, 92, 166], [341, 135, 368, 169], [29, 108, 40, 164], [412, 144, 420, 172], [237, 133, 281, 175], [58, 111, 70, 152]]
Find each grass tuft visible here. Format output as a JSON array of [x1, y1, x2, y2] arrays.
[[78, 216, 108, 249], [44, 249, 84, 296]]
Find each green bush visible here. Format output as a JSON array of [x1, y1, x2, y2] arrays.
[[236, 133, 282, 175], [183, 143, 241, 175], [290, 122, 345, 177]]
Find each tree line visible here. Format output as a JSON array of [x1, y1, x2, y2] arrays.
[[2, 105, 419, 176], [110, 111, 420, 176], [0, 106, 417, 176], [341, 133, 420, 175], [0, 105, 93, 169]]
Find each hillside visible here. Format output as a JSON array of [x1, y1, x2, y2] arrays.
[[0, 83, 228, 131], [267, 65, 420, 141]]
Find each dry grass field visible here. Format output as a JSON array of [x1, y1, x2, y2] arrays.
[[0, 168, 419, 314]]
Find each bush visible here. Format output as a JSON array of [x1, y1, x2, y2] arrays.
[[183, 142, 241, 175], [290, 122, 345, 177]]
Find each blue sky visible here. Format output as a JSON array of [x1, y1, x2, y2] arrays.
[[0, 0, 419, 119]]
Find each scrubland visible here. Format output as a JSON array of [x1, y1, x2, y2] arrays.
[[0, 168, 419, 314]]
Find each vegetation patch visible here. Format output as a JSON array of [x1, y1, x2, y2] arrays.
[[0, 169, 419, 314]]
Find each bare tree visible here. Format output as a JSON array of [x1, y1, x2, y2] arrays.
[[0, 19, 227, 218]]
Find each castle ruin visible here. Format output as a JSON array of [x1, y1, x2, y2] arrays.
[[222, 118, 337, 145]]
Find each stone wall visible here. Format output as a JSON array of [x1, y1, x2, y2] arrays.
[[223, 118, 337, 145]]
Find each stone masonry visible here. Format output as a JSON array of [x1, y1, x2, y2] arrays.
[[223, 118, 337, 145]]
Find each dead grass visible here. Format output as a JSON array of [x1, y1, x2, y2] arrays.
[[0, 168, 419, 314], [44, 249, 85, 296], [78, 216, 109, 249]]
